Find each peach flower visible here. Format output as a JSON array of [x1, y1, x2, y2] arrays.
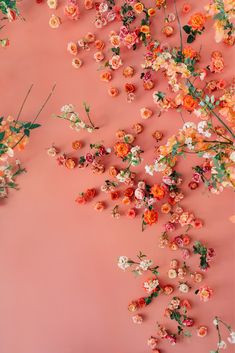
[[108, 87, 119, 97], [72, 140, 82, 150], [132, 314, 143, 324], [49, 14, 61, 28], [94, 39, 105, 50], [134, 2, 144, 14], [84, 0, 94, 10], [109, 166, 118, 177], [84, 32, 96, 43], [47, 0, 58, 9], [127, 208, 136, 219], [109, 55, 123, 70], [67, 42, 78, 55], [100, 71, 112, 82], [64, 1, 80, 20], [162, 25, 174, 37], [94, 201, 105, 211], [132, 123, 144, 134], [140, 107, 153, 119], [65, 157, 76, 169], [197, 286, 213, 302], [72, 58, 82, 68], [143, 209, 158, 225], [94, 51, 105, 62], [197, 326, 208, 337], [123, 66, 134, 78], [188, 13, 206, 31]]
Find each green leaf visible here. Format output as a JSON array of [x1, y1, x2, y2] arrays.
[[183, 25, 191, 34], [0, 131, 5, 141], [187, 34, 195, 43], [24, 129, 30, 137]]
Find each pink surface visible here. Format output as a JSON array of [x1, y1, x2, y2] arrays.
[[0, 1, 235, 353]]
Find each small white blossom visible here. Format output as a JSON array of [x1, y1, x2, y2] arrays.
[[230, 151, 235, 163], [183, 122, 196, 131], [61, 104, 74, 113], [117, 256, 130, 270], [218, 341, 227, 349], [228, 331, 235, 344], [145, 164, 154, 176], [139, 259, 153, 271]]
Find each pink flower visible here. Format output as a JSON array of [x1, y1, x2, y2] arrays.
[[85, 153, 94, 163], [109, 55, 123, 70], [164, 222, 175, 232], [183, 318, 194, 327], [191, 218, 203, 229], [197, 286, 213, 302], [132, 314, 143, 324], [134, 188, 145, 200], [179, 212, 195, 227], [64, 0, 80, 20], [147, 337, 158, 349], [127, 208, 136, 219], [166, 334, 176, 345]]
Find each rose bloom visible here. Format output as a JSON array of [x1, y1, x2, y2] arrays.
[[49, 14, 61, 28], [132, 314, 143, 324], [125, 83, 136, 93], [161, 203, 171, 214], [94, 39, 105, 50], [65, 157, 76, 169], [191, 218, 203, 229], [197, 326, 208, 337], [148, 8, 156, 16], [123, 66, 134, 78], [85, 188, 96, 199], [122, 196, 131, 205], [183, 95, 198, 112], [182, 234, 191, 245], [72, 140, 82, 150], [100, 71, 112, 82], [140, 25, 150, 34], [170, 259, 178, 269], [191, 272, 203, 283], [143, 79, 155, 90], [94, 51, 104, 62], [133, 2, 144, 14], [188, 12, 206, 31], [64, 1, 80, 20], [168, 269, 177, 279], [152, 130, 163, 141], [84, 0, 94, 9], [47, 0, 58, 9], [140, 107, 153, 119], [163, 285, 174, 295], [197, 286, 213, 302], [124, 187, 134, 197], [183, 318, 194, 327], [84, 32, 95, 43], [67, 41, 78, 55], [189, 181, 199, 190], [127, 208, 136, 219], [110, 191, 119, 200], [116, 129, 126, 139], [132, 123, 143, 134], [143, 209, 158, 225], [114, 142, 130, 157], [72, 58, 82, 68], [128, 301, 138, 312], [134, 188, 145, 200], [47, 146, 58, 157], [183, 46, 197, 59], [109, 166, 118, 177], [75, 194, 86, 204], [108, 87, 119, 97], [109, 55, 123, 70], [162, 25, 174, 37], [94, 201, 105, 211], [179, 212, 195, 226], [216, 79, 226, 90], [147, 336, 158, 349], [182, 3, 191, 14], [156, 0, 165, 8], [165, 222, 176, 232], [209, 57, 224, 73], [151, 184, 165, 200], [110, 34, 120, 48]]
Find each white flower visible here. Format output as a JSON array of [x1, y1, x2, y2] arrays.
[[131, 146, 141, 154], [179, 283, 190, 293], [145, 164, 154, 176], [139, 259, 153, 271], [117, 256, 130, 270], [228, 331, 235, 344], [197, 121, 211, 138], [106, 147, 112, 154], [230, 151, 235, 163], [185, 137, 194, 150], [154, 159, 167, 172], [143, 279, 159, 293], [87, 128, 94, 133], [78, 121, 86, 129], [7, 147, 14, 157], [213, 318, 219, 326], [47, 0, 58, 9], [182, 122, 196, 131], [218, 341, 227, 349], [61, 104, 74, 113]]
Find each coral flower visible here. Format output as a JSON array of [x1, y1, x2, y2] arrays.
[[134, 2, 144, 14], [140, 25, 150, 34], [94, 201, 105, 211], [64, 1, 80, 20], [65, 157, 76, 169], [188, 13, 206, 31], [127, 208, 136, 219], [108, 87, 119, 97], [151, 184, 165, 200], [143, 209, 158, 225], [100, 71, 112, 82], [84, 0, 94, 9], [197, 286, 213, 302], [114, 142, 130, 157], [123, 66, 135, 78], [197, 326, 208, 337], [182, 95, 198, 112], [110, 191, 120, 200], [72, 140, 82, 150], [140, 107, 153, 119], [67, 42, 78, 55], [183, 46, 197, 59]]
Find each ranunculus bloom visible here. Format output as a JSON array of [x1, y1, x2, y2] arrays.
[[150, 184, 165, 200], [143, 209, 158, 225], [64, 1, 80, 20], [197, 326, 208, 337], [94, 39, 105, 50], [125, 83, 136, 93], [72, 140, 82, 150], [85, 188, 96, 200], [123, 66, 134, 78], [49, 14, 61, 28], [188, 12, 206, 31], [114, 142, 130, 157], [65, 157, 76, 169], [67, 41, 78, 55], [197, 286, 213, 302], [182, 95, 198, 112], [140, 107, 153, 119]]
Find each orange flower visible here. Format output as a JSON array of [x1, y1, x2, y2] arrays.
[[132, 123, 144, 134], [143, 209, 158, 225], [72, 140, 82, 150], [116, 129, 126, 139], [150, 184, 165, 200], [140, 107, 153, 119], [188, 12, 206, 31], [123, 66, 134, 78], [114, 142, 130, 157], [148, 8, 156, 16], [94, 39, 105, 50], [140, 25, 150, 34], [108, 87, 119, 97], [49, 14, 61, 28], [133, 2, 144, 14], [84, 0, 94, 10], [156, 0, 165, 8], [162, 25, 174, 37], [109, 166, 119, 177], [94, 201, 105, 211], [183, 46, 197, 59], [65, 157, 76, 169], [100, 71, 112, 82], [122, 196, 131, 205], [124, 83, 136, 93], [161, 203, 171, 213], [85, 188, 96, 199], [182, 95, 198, 112], [124, 187, 134, 197]]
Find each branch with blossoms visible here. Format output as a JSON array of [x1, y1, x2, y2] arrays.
[[211, 316, 235, 352], [0, 0, 21, 47]]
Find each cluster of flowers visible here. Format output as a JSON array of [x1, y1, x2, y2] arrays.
[[0, 0, 20, 47], [46, 0, 80, 29]]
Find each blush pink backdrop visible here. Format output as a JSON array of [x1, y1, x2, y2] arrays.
[[0, 1, 234, 353]]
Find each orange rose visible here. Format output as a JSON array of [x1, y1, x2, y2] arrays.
[[100, 71, 112, 82], [94, 201, 105, 211], [161, 203, 171, 213], [183, 46, 197, 59], [65, 157, 76, 169], [84, 0, 94, 10], [156, 0, 165, 8], [72, 140, 82, 150], [188, 12, 205, 31], [67, 41, 78, 55], [109, 166, 119, 177], [114, 142, 130, 157], [134, 2, 144, 14], [85, 188, 96, 199], [49, 14, 61, 29], [140, 25, 150, 34], [143, 80, 154, 90], [123, 66, 134, 78], [124, 187, 134, 197], [148, 8, 156, 16], [108, 87, 119, 97], [94, 39, 105, 50], [124, 83, 136, 93], [162, 25, 174, 37], [182, 95, 198, 112], [116, 129, 126, 139], [122, 196, 131, 205], [150, 184, 165, 200], [143, 209, 158, 225], [132, 123, 144, 134]]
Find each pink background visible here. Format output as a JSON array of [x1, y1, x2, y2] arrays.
[[0, 1, 234, 353]]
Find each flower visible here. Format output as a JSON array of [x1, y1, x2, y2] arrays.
[[143, 277, 159, 293], [64, 0, 80, 20], [150, 184, 165, 200], [228, 331, 235, 344], [94, 51, 104, 62], [49, 14, 61, 28], [168, 269, 177, 279], [197, 286, 213, 302], [47, 145, 58, 157], [197, 326, 208, 337], [67, 42, 78, 55], [182, 3, 191, 14], [188, 12, 206, 31], [109, 55, 123, 70], [147, 336, 158, 349], [133, 2, 144, 14], [47, 0, 58, 9], [72, 58, 82, 68], [139, 259, 153, 271], [94, 201, 105, 211], [218, 341, 227, 349], [72, 140, 82, 150], [140, 107, 153, 119], [100, 71, 112, 82], [132, 314, 143, 324], [123, 66, 135, 78], [65, 157, 76, 169], [114, 142, 130, 157], [179, 282, 190, 293], [84, 0, 94, 9], [143, 209, 158, 225], [117, 256, 130, 270], [108, 87, 119, 97], [127, 208, 136, 219], [183, 95, 198, 112]]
